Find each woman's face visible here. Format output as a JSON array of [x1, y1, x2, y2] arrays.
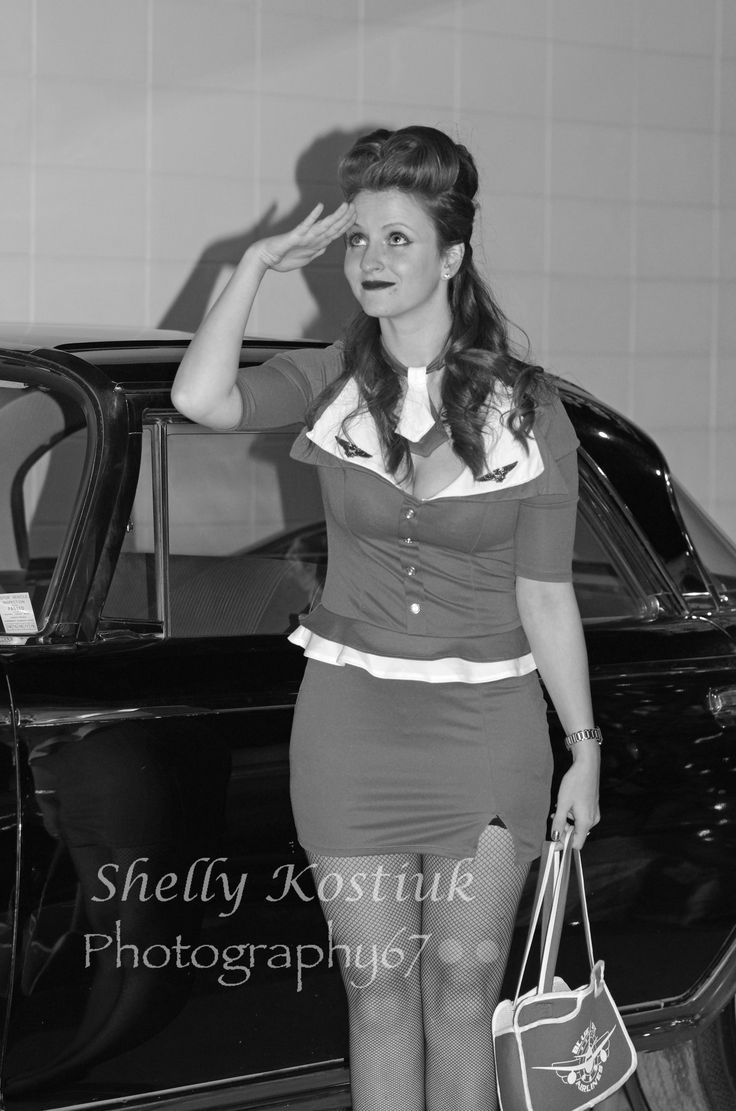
[[343, 189, 460, 328]]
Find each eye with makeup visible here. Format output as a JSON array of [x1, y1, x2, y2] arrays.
[[345, 230, 411, 248]]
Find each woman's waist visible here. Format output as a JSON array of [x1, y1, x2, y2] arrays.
[[288, 625, 536, 683], [297, 604, 530, 662]]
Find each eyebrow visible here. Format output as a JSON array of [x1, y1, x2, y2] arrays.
[[348, 221, 417, 233]]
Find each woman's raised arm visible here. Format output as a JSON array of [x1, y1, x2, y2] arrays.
[[171, 201, 355, 429]]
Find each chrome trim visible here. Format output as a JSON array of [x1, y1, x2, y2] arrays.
[[2, 706, 20, 730], [707, 685, 736, 722], [20, 1060, 349, 1111], [12, 703, 297, 729], [151, 421, 170, 631]]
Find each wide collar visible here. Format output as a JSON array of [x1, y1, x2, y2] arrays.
[[305, 378, 544, 499]]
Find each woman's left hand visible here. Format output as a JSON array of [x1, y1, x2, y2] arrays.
[[550, 745, 600, 850]]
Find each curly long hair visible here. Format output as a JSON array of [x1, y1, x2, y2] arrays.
[[307, 125, 549, 479]]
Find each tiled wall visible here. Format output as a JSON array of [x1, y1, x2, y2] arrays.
[[2, 0, 735, 536]]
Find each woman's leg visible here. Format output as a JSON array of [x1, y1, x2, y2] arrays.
[[306, 851, 425, 1111], [421, 823, 530, 1111]]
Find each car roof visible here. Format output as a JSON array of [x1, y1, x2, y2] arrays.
[[0, 322, 194, 349], [0, 322, 645, 445], [0, 323, 327, 387]]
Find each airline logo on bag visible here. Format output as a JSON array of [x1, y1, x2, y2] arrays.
[[533, 1021, 615, 1094]]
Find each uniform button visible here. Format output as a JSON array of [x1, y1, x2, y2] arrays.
[[406, 565, 417, 576], [409, 603, 421, 615], [403, 508, 416, 519]]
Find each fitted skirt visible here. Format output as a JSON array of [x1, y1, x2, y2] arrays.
[[289, 660, 553, 865]]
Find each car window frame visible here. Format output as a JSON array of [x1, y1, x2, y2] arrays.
[[120, 410, 321, 642], [576, 448, 698, 623], [0, 355, 98, 640], [663, 472, 736, 614]]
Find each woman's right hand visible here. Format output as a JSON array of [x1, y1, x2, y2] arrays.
[[171, 201, 355, 429], [253, 201, 355, 273]]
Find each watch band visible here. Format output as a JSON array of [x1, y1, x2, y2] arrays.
[[564, 726, 603, 750]]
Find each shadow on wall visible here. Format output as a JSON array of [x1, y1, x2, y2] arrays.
[[158, 126, 384, 341]]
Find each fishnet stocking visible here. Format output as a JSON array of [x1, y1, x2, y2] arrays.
[[422, 823, 529, 1110], [307, 822, 529, 1111], [307, 851, 425, 1111]]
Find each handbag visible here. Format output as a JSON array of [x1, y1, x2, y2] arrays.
[[492, 830, 637, 1111]]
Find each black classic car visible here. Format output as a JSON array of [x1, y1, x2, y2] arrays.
[[0, 325, 735, 1111]]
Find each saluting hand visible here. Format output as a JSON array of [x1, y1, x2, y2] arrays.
[[254, 201, 356, 273]]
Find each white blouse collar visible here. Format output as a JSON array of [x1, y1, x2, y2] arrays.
[[306, 379, 544, 499]]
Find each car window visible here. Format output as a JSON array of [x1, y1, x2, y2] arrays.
[[104, 419, 651, 636], [166, 425, 325, 637], [0, 382, 88, 634], [670, 478, 736, 608], [105, 422, 326, 637], [572, 504, 649, 621]]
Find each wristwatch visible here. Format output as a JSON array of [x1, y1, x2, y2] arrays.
[[564, 726, 603, 750]]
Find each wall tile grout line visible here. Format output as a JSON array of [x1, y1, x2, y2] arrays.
[[28, 0, 38, 322], [541, 0, 554, 368], [627, 0, 641, 420], [144, 0, 154, 328], [357, 0, 365, 118], [252, 0, 264, 337], [710, 0, 724, 516]]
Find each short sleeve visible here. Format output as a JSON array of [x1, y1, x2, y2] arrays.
[[231, 343, 344, 430], [532, 392, 579, 461], [514, 396, 579, 582]]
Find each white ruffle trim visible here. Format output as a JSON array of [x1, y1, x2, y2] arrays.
[[287, 626, 536, 685]]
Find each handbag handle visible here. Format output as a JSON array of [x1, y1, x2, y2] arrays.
[[514, 830, 596, 1002]]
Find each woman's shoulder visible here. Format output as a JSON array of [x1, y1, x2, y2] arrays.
[[274, 340, 345, 384], [530, 374, 579, 458], [490, 370, 578, 456]]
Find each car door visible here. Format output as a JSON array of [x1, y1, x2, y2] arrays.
[[2, 405, 351, 1109], [541, 458, 736, 1022]]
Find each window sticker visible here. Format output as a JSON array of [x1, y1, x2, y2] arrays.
[[0, 593, 39, 635]]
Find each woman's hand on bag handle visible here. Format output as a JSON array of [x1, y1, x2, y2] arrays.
[[551, 742, 600, 850], [254, 201, 356, 273], [173, 200, 355, 428]]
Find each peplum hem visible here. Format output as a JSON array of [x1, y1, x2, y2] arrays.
[[298, 604, 532, 663], [288, 625, 536, 684]]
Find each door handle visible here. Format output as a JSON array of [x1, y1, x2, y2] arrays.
[[707, 686, 736, 724]]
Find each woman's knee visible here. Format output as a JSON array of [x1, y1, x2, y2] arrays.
[[423, 958, 502, 1029], [343, 962, 421, 1025]]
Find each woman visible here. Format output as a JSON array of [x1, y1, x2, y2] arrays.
[[172, 126, 600, 1111]]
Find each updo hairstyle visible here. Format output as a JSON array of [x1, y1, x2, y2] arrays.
[[309, 126, 548, 479]]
